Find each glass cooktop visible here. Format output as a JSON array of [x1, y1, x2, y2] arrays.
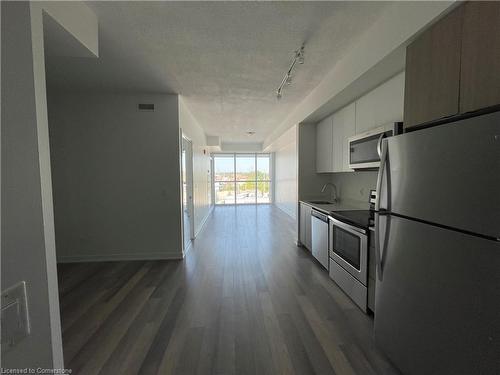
[[329, 210, 374, 230]]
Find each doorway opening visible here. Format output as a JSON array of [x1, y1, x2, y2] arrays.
[[213, 153, 272, 205], [181, 136, 195, 251]]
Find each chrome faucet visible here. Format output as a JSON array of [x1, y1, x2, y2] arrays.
[[321, 183, 338, 203]]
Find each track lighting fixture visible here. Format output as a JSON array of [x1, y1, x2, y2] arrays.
[[276, 45, 305, 100]]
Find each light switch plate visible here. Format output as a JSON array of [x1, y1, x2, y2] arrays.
[[1, 281, 30, 353]]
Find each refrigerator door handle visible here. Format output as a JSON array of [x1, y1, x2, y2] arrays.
[[375, 139, 387, 211], [374, 213, 383, 281], [374, 213, 391, 282], [376, 133, 384, 158]]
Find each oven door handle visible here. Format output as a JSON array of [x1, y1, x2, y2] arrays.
[[328, 217, 366, 236]]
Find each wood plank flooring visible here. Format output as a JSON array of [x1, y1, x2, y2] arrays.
[[57, 205, 401, 375]]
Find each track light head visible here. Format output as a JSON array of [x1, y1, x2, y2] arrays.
[[297, 46, 305, 64]]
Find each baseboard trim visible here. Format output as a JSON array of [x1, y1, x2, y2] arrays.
[[182, 205, 214, 258], [274, 203, 296, 220], [57, 251, 183, 263], [194, 205, 214, 238], [182, 239, 193, 258]]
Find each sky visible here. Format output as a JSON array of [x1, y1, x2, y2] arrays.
[[214, 154, 269, 175]]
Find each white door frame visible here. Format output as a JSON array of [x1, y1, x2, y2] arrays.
[[181, 135, 195, 251]]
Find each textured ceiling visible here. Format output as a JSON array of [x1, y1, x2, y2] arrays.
[[45, 1, 389, 143]]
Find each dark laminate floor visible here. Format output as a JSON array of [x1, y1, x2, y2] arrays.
[[57, 205, 401, 375]]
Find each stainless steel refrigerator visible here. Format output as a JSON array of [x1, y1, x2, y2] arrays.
[[373, 111, 500, 375]]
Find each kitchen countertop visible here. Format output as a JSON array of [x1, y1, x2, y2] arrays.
[[300, 199, 370, 215]]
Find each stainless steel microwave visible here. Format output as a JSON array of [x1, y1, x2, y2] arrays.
[[348, 122, 403, 170]]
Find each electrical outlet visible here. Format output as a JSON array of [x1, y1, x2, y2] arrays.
[[1, 281, 30, 353]]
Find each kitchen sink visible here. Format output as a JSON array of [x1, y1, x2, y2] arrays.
[[308, 200, 334, 205]]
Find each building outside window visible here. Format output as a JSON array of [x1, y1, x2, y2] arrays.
[[213, 153, 272, 205]]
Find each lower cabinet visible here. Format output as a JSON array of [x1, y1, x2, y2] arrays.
[[299, 202, 312, 250]]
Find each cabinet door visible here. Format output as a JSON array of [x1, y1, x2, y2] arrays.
[[373, 72, 405, 127], [355, 73, 404, 134], [330, 103, 356, 173], [316, 116, 333, 173], [403, 5, 463, 129], [460, 1, 500, 113], [340, 103, 356, 172], [331, 113, 343, 172], [355, 91, 376, 134]]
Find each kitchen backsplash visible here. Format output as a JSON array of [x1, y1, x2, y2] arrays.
[[329, 171, 378, 203]]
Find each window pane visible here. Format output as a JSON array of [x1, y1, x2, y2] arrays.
[[236, 154, 256, 181], [213, 153, 271, 205], [256, 181, 270, 203], [257, 155, 270, 181], [236, 181, 256, 204], [215, 182, 235, 204], [214, 155, 234, 182]]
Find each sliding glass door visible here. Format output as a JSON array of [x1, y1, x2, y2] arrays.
[[213, 153, 272, 205]]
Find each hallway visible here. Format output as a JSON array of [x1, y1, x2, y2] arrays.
[[58, 205, 399, 375]]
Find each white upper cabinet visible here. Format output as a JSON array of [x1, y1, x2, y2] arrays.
[[316, 103, 355, 173], [315, 72, 404, 174], [339, 103, 356, 172], [316, 115, 333, 173], [332, 103, 356, 172], [331, 114, 343, 173], [355, 72, 405, 134]]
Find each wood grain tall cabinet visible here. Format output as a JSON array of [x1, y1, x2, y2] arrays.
[[404, 1, 500, 129], [403, 5, 463, 129], [460, 1, 500, 113]]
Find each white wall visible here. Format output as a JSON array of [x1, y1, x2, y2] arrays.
[[47, 92, 183, 262], [329, 171, 378, 203], [2, 3, 61, 369], [271, 126, 298, 219], [179, 98, 213, 237], [2, 1, 97, 369]]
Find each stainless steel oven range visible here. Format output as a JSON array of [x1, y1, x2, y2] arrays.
[[328, 215, 368, 312]]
